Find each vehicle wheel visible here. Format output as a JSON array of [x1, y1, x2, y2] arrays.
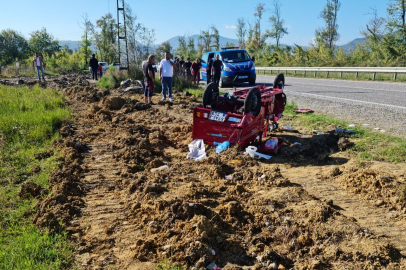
[[203, 82, 219, 109], [273, 73, 285, 89], [249, 79, 255, 86], [219, 78, 224, 88], [244, 87, 261, 116]]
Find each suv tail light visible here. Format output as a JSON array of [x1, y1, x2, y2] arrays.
[[196, 112, 209, 118]]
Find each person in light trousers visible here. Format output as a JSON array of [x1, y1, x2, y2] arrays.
[[159, 51, 176, 101]]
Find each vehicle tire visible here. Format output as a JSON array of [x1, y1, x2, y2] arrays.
[[273, 73, 285, 89], [219, 78, 224, 88], [203, 82, 219, 109], [249, 79, 255, 86], [244, 87, 261, 116]]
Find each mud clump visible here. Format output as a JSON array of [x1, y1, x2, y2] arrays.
[[103, 96, 126, 110], [18, 181, 45, 199], [337, 137, 354, 150], [34, 150, 53, 160]]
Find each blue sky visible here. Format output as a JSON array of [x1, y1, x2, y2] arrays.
[[0, 0, 389, 46]]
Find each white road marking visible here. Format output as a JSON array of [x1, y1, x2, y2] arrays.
[[285, 90, 406, 110], [286, 81, 406, 93]]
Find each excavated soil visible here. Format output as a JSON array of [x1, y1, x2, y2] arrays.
[[7, 74, 405, 270]]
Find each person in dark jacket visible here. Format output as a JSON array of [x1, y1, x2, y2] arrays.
[[212, 54, 223, 87], [89, 54, 99, 80], [206, 55, 213, 83]]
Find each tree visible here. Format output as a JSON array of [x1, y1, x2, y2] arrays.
[[360, 7, 386, 40], [211, 25, 220, 50], [0, 29, 30, 65], [78, 14, 93, 68], [175, 36, 188, 58], [266, 0, 288, 48], [156, 41, 172, 60], [236, 18, 247, 48], [315, 0, 341, 49], [187, 38, 197, 60], [247, 4, 266, 55], [387, 0, 406, 37], [29, 28, 60, 59], [198, 30, 211, 52], [93, 13, 117, 64]]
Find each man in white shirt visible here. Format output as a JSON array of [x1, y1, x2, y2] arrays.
[[159, 51, 176, 101], [33, 53, 45, 81]]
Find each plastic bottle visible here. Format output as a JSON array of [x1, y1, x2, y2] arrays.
[[150, 165, 169, 172], [215, 141, 229, 154]]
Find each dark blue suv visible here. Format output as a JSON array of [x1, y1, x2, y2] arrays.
[[201, 47, 256, 88]]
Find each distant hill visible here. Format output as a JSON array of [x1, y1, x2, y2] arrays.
[[59, 37, 367, 54], [59, 40, 96, 51], [338, 38, 367, 52], [156, 34, 239, 51]]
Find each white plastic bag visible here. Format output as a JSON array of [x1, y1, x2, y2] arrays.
[[186, 139, 207, 161]]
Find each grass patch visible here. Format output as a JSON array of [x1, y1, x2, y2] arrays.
[[284, 101, 406, 163], [157, 260, 185, 270], [0, 84, 73, 269]]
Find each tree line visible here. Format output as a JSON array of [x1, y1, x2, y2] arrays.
[[233, 0, 406, 67], [0, 4, 155, 71], [1, 0, 405, 72]]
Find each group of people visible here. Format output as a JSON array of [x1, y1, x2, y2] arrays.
[[173, 57, 202, 86], [142, 51, 224, 105]]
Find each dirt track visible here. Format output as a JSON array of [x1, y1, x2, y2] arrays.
[[9, 74, 405, 269]]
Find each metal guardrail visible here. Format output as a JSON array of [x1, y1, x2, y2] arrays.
[[256, 66, 406, 80]]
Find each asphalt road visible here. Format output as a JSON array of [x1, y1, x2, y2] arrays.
[[220, 75, 406, 136]]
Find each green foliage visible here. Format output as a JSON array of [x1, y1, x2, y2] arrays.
[[47, 48, 83, 71], [315, 0, 341, 49], [97, 68, 128, 90], [94, 13, 118, 64], [156, 41, 173, 60], [0, 84, 72, 269], [0, 29, 30, 65], [29, 28, 60, 59], [266, 0, 288, 48]]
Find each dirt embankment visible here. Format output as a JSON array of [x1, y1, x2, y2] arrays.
[[16, 75, 406, 270]]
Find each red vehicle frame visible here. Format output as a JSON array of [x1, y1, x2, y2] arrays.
[[192, 74, 286, 149]]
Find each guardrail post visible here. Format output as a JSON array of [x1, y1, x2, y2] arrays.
[[394, 73, 397, 80], [314, 71, 317, 77], [373, 72, 376, 80], [270, 70, 272, 74], [264, 70, 265, 75], [304, 71, 306, 77], [340, 71, 343, 78], [326, 71, 329, 78], [294, 70, 296, 75], [285, 70, 287, 76], [356, 72, 358, 79]]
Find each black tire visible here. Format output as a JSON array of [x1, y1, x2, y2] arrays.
[[203, 82, 219, 109], [219, 78, 224, 88], [273, 73, 285, 89], [249, 79, 255, 86], [244, 87, 261, 116]]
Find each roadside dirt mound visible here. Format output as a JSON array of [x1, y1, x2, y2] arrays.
[[64, 85, 109, 103], [334, 167, 406, 212], [32, 137, 86, 232]]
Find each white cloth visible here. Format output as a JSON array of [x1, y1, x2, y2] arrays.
[[159, 59, 173, 77], [186, 139, 206, 161], [36, 57, 40, 67]]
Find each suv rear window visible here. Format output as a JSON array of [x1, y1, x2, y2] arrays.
[[100, 63, 107, 66], [220, 50, 251, 63]]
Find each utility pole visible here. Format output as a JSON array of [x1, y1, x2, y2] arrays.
[[117, 0, 129, 75]]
